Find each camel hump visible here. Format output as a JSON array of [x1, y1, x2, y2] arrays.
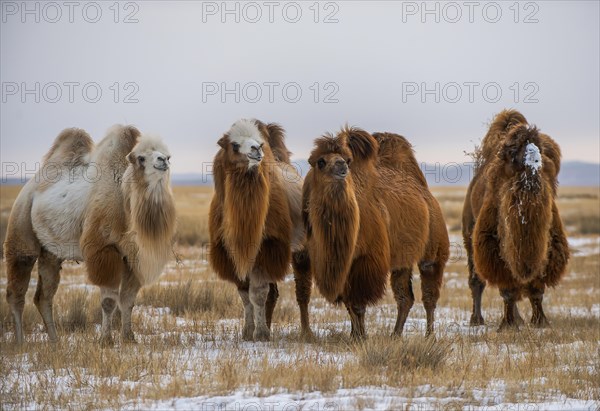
[[264, 122, 292, 164], [96, 124, 141, 162], [491, 109, 528, 134], [43, 128, 94, 167], [540, 132, 562, 174], [479, 109, 529, 163], [374, 132, 428, 186], [342, 126, 379, 163]]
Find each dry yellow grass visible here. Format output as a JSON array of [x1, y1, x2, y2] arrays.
[[1, 185, 599, 409]]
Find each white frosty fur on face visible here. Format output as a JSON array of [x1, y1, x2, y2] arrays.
[[524, 142, 542, 173], [132, 135, 171, 182], [228, 119, 265, 168]]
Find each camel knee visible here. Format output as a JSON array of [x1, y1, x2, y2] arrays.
[[391, 268, 414, 307], [102, 297, 117, 315], [6, 255, 36, 306], [249, 281, 269, 307]]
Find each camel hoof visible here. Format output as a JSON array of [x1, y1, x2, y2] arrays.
[[99, 335, 114, 347], [242, 326, 255, 341], [350, 332, 366, 342], [497, 319, 519, 332], [122, 331, 137, 343], [300, 330, 316, 342], [253, 327, 270, 342], [469, 314, 485, 326], [531, 316, 550, 328], [391, 329, 403, 338]]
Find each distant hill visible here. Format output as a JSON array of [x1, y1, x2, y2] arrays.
[[1, 161, 598, 187]]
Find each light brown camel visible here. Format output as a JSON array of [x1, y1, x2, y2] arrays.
[[463, 109, 569, 330], [208, 119, 304, 341], [4, 125, 176, 344]]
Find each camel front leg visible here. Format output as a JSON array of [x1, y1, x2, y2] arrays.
[[526, 281, 549, 328], [248, 273, 270, 342], [237, 281, 255, 341], [498, 288, 520, 331], [345, 302, 366, 340], [34, 249, 62, 343], [119, 268, 141, 343], [265, 283, 279, 329]]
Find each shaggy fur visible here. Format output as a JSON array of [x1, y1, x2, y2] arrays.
[[208, 119, 304, 341], [4, 125, 176, 344], [299, 127, 449, 338], [463, 109, 569, 329]]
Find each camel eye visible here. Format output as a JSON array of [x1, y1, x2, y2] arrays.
[[317, 158, 326, 169], [232, 142, 240, 152], [259, 143, 264, 149], [166, 156, 171, 161], [137, 156, 145, 163], [346, 158, 352, 165]]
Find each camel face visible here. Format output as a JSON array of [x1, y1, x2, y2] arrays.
[[308, 135, 353, 183], [127, 136, 171, 182], [501, 125, 543, 176], [220, 119, 266, 170], [316, 153, 350, 180], [524, 143, 542, 173]]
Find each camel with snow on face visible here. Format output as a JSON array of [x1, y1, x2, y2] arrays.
[[463, 109, 569, 330], [208, 119, 305, 342], [4, 125, 176, 344]]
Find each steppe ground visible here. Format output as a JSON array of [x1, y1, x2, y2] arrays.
[[1, 185, 599, 410]]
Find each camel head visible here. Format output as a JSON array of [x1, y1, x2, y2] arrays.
[[218, 119, 267, 171], [309, 133, 353, 182], [126, 134, 171, 182], [500, 124, 543, 178]]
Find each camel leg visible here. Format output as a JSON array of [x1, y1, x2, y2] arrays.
[[419, 261, 443, 337], [498, 288, 520, 331], [119, 268, 141, 343], [344, 302, 366, 340], [33, 249, 62, 343], [265, 283, 279, 329], [249, 273, 270, 342], [6, 255, 37, 344], [100, 287, 118, 346], [513, 302, 525, 326], [468, 259, 486, 326], [526, 281, 549, 328], [237, 281, 255, 341], [293, 249, 314, 340], [391, 267, 414, 337]]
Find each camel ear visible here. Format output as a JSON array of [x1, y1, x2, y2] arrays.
[[126, 152, 136, 164], [218, 135, 228, 149]]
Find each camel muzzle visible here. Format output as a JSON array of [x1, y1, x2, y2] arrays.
[[333, 161, 348, 179], [153, 161, 169, 171]]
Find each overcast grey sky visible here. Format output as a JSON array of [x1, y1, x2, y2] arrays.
[[1, 0, 599, 175]]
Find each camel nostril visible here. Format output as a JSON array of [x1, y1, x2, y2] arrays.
[[158, 156, 166, 162]]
